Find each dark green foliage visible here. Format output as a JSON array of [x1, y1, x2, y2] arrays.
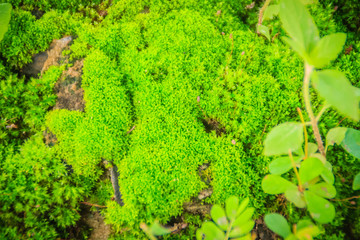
[[0, 134, 91, 239], [0, 66, 62, 148], [0, 9, 76, 69]]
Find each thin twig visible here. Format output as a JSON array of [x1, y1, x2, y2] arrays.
[[335, 117, 347, 127], [257, 0, 273, 33], [259, 124, 268, 145], [316, 104, 330, 122], [127, 125, 136, 134], [289, 150, 303, 192], [80, 202, 107, 208], [330, 195, 360, 202]]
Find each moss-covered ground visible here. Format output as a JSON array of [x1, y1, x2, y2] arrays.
[[0, 0, 359, 239]]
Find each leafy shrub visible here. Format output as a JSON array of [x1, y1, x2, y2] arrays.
[[0, 134, 91, 239]]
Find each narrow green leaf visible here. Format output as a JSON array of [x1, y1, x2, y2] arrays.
[[308, 182, 336, 199], [353, 172, 360, 190], [299, 157, 324, 183], [257, 24, 270, 41], [264, 122, 304, 156], [236, 198, 249, 216], [263, 4, 280, 20], [311, 70, 359, 121], [309, 33, 346, 68], [326, 127, 347, 149], [320, 161, 334, 184], [279, 0, 319, 53], [342, 128, 360, 159], [234, 208, 255, 227], [199, 221, 226, 240], [264, 213, 291, 238], [285, 186, 306, 208], [211, 205, 228, 231], [229, 221, 254, 238], [304, 191, 335, 223], [226, 196, 239, 221], [0, 3, 12, 42], [262, 174, 296, 194]]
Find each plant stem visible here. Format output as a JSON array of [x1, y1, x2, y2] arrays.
[[257, 0, 272, 33], [316, 104, 330, 122], [289, 150, 303, 192], [297, 108, 308, 159], [224, 219, 235, 240], [303, 64, 326, 157]]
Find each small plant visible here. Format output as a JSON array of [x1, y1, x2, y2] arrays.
[[261, 0, 360, 237], [196, 196, 255, 240], [140, 221, 171, 240]]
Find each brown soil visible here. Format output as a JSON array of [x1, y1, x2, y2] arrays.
[[54, 59, 85, 111], [83, 211, 111, 240]]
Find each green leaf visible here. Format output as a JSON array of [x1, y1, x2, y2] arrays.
[[198, 221, 226, 240], [279, 0, 319, 53], [263, 4, 280, 20], [264, 213, 291, 238], [282, 36, 309, 62], [229, 221, 254, 238], [342, 128, 360, 159], [311, 70, 359, 121], [309, 33, 346, 68], [296, 225, 321, 239], [262, 174, 296, 194], [257, 24, 270, 41], [211, 205, 228, 231], [236, 198, 249, 217], [299, 157, 324, 183], [234, 208, 255, 226], [304, 191, 335, 223], [320, 161, 334, 184], [0, 3, 11, 42], [308, 142, 318, 155], [226, 196, 239, 221], [269, 156, 301, 175], [353, 172, 360, 190], [285, 186, 306, 208], [150, 221, 171, 236], [308, 182, 336, 199], [296, 219, 315, 231], [264, 122, 304, 156], [326, 127, 347, 149]]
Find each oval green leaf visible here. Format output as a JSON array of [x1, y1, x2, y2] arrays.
[[304, 191, 335, 224], [309, 33, 346, 68], [342, 128, 360, 159], [229, 221, 254, 238], [308, 182, 336, 199], [211, 204, 228, 231], [320, 161, 334, 184], [257, 24, 270, 41], [234, 208, 255, 227], [225, 196, 239, 221], [326, 127, 347, 149], [311, 70, 359, 121], [198, 221, 226, 240], [264, 122, 304, 156], [264, 213, 291, 238], [262, 174, 295, 194], [263, 4, 280, 20], [299, 157, 324, 183], [285, 186, 306, 208], [236, 198, 249, 217]]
